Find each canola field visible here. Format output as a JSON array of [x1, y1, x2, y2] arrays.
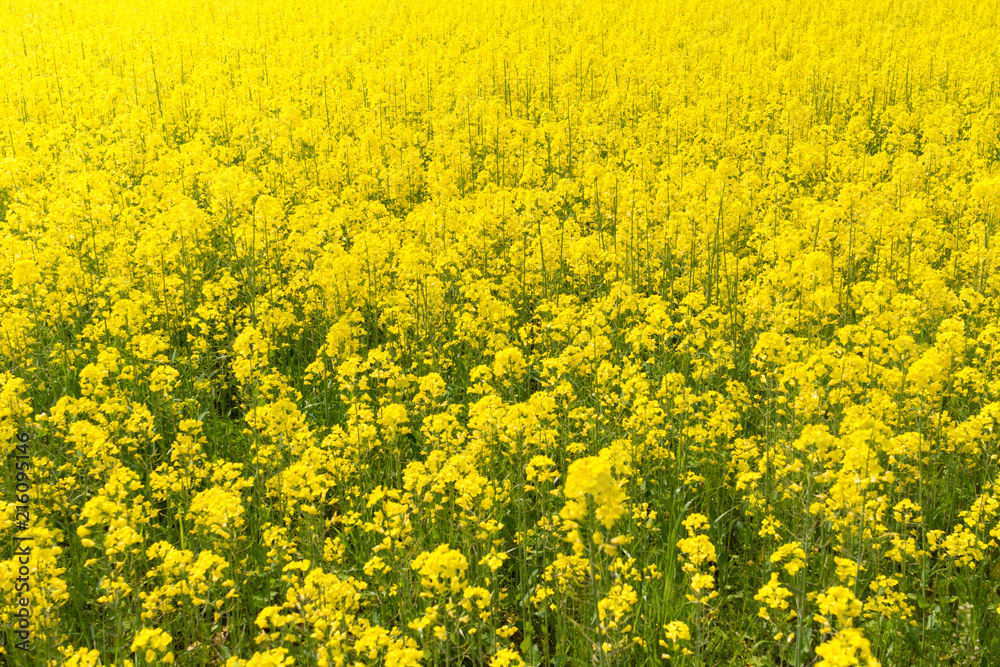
[[2, 0, 1000, 664]]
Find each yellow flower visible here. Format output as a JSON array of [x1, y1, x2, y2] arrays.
[[188, 488, 245, 542], [56, 647, 104, 667], [833, 557, 861, 587], [815, 586, 863, 629], [659, 620, 691, 659], [489, 648, 525, 667], [411, 544, 468, 595], [130, 628, 173, 664], [493, 347, 527, 380], [561, 455, 626, 529], [677, 514, 718, 604], [770, 542, 806, 576], [12, 260, 42, 290], [814, 628, 879, 667], [754, 573, 794, 621], [225, 648, 295, 667]]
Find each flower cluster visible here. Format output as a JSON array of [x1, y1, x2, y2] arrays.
[[676, 514, 718, 605]]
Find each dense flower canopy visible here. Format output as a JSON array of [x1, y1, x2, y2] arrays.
[[1, 0, 1000, 664]]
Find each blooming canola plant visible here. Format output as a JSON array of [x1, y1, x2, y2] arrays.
[[1, 0, 1000, 665]]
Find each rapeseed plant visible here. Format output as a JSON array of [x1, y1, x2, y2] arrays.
[[2, 0, 1000, 663]]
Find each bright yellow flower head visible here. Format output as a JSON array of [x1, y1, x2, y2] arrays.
[[411, 544, 469, 595], [561, 455, 626, 530], [814, 628, 879, 667]]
